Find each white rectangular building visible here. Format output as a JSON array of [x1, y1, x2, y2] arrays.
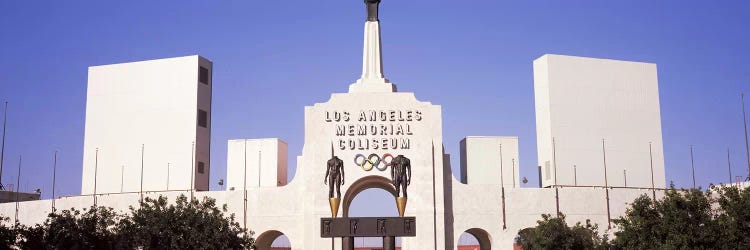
[[82, 55, 212, 194], [460, 136, 519, 188], [226, 138, 288, 190], [534, 54, 665, 188]]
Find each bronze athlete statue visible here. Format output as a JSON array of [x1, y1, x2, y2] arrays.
[[390, 155, 411, 198], [324, 156, 345, 198]]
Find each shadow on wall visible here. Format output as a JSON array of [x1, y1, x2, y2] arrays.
[[443, 147, 455, 249]]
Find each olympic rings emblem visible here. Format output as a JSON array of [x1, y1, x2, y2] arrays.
[[354, 153, 394, 171]]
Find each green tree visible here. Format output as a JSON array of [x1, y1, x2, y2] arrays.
[[612, 187, 719, 250], [714, 185, 750, 249], [117, 195, 254, 249], [15, 223, 47, 250], [515, 213, 609, 250], [0, 217, 17, 249], [16, 206, 119, 249]]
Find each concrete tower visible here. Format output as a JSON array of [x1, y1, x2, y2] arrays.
[[460, 136, 520, 188], [533, 54, 666, 189], [82, 55, 212, 194], [226, 138, 288, 190], [348, 0, 397, 93]]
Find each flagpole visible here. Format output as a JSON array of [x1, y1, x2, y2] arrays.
[[727, 148, 733, 184], [602, 139, 609, 187], [552, 137, 558, 186], [512, 158, 516, 188], [0, 101, 8, 190], [602, 139, 611, 229], [94, 148, 99, 206], [190, 142, 194, 200], [243, 139, 248, 230], [121, 165, 124, 193], [15, 155, 21, 225], [690, 145, 696, 188], [166, 163, 170, 190], [741, 93, 750, 180], [52, 151, 57, 212], [649, 142, 656, 200], [500, 144, 508, 227]]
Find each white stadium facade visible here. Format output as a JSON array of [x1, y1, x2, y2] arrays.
[[0, 2, 673, 250]]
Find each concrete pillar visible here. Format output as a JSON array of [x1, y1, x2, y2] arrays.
[[342, 237, 354, 250], [383, 236, 395, 250]]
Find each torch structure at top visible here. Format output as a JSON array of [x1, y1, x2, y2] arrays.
[[366, 0, 380, 21], [349, 0, 396, 93]]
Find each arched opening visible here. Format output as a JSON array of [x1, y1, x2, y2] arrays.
[[346, 175, 401, 249], [458, 232, 480, 250], [458, 228, 491, 250], [271, 235, 291, 250], [255, 230, 291, 250], [342, 175, 397, 218]]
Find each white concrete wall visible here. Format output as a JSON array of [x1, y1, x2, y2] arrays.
[[82, 55, 212, 195], [460, 136, 520, 188], [7, 79, 667, 249], [534, 54, 666, 189], [54, 51, 673, 249], [449, 184, 664, 249], [226, 138, 288, 190], [0, 186, 663, 250], [297, 92, 447, 249], [719, 181, 750, 189]]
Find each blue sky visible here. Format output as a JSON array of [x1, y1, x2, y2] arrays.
[[1, 0, 749, 223]]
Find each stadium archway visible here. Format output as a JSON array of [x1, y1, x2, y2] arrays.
[[458, 228, 492, 250], [256, 230, 291, 250], [342, 175, 397, 218]]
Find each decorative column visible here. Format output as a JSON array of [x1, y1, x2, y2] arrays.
[[349, 0, 397, 93]]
